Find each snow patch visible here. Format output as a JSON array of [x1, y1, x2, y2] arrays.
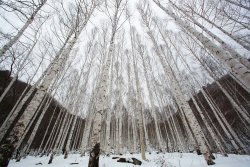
[[8, 152, 250, 167]]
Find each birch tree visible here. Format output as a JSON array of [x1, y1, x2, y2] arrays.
[[88, 0, 128, 166], [152, 0, 250, 89]]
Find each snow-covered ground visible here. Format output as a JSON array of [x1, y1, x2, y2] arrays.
[[8, 152, 250, 167]]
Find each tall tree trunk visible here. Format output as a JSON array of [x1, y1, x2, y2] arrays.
[[35, 102, 59, 157], [168, 0, 250, 67], [152, 0, 250, 89], [105, 55, 114, 156], [132, 45, 146, 160], [88, 1, 122, 165], [129, 23, 146, 160]]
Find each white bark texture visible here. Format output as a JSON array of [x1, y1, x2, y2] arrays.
[[118, 53, 124, 155], [203, 89, 249, 154], [168, 0, 250, 68], [129, 22, 147, 160], [36, 102, 59, 156], [148, 30, 197, 151], [17, 68, 67, 159], [153, 0, 250, 89], [88, 1, 121, 165], [132, 48, 146, 160], [80, 74, 101, 156], [39, 109, 64, 156], [105, 55, 114, 156], [80, 47, 107, 156], [173, 34, 248, 153], [176, 34, 250, 125]]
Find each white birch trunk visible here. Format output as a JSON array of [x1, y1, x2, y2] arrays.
[[6, 12, 92, 161], [132, 49, 146, 160], [129, 23, 146, 160], [170, 32, 249, 154], [168, 0, 250, 68], [132, 96, 137, 154], [115, 114, 119, 154], [17, 65, 69, 160], [150, 60, 183, 152], [179, 1, 250, 55], [18, 94, 55, 160], [153, 0, 250, 89], [88, 1, 121, 165], [176, 35, 250, 125], [118, 54, 124, 155], [105, 56, 114, 156], [148, 30, 197, 152]]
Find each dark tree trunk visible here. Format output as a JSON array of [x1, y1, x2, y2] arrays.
[[48, 152, 54, 164], [88, 143, 100, 167], [0, 137, 16, 167]]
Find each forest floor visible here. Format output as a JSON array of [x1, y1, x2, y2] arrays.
[[8, 152, 250, 167]]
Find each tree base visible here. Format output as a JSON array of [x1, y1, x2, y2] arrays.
[[207, 159, 216, 165], [48, 153, 54, 164], [0, 140, 16, 167], [204, 152, 215, 165], [64, 151, 68, 159], [88, 143, 100, 167], [210, 153, 215, 160], [196, 149, 202, 155]]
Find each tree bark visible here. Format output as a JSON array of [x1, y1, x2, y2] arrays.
[[152, 0, 250, 89]]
